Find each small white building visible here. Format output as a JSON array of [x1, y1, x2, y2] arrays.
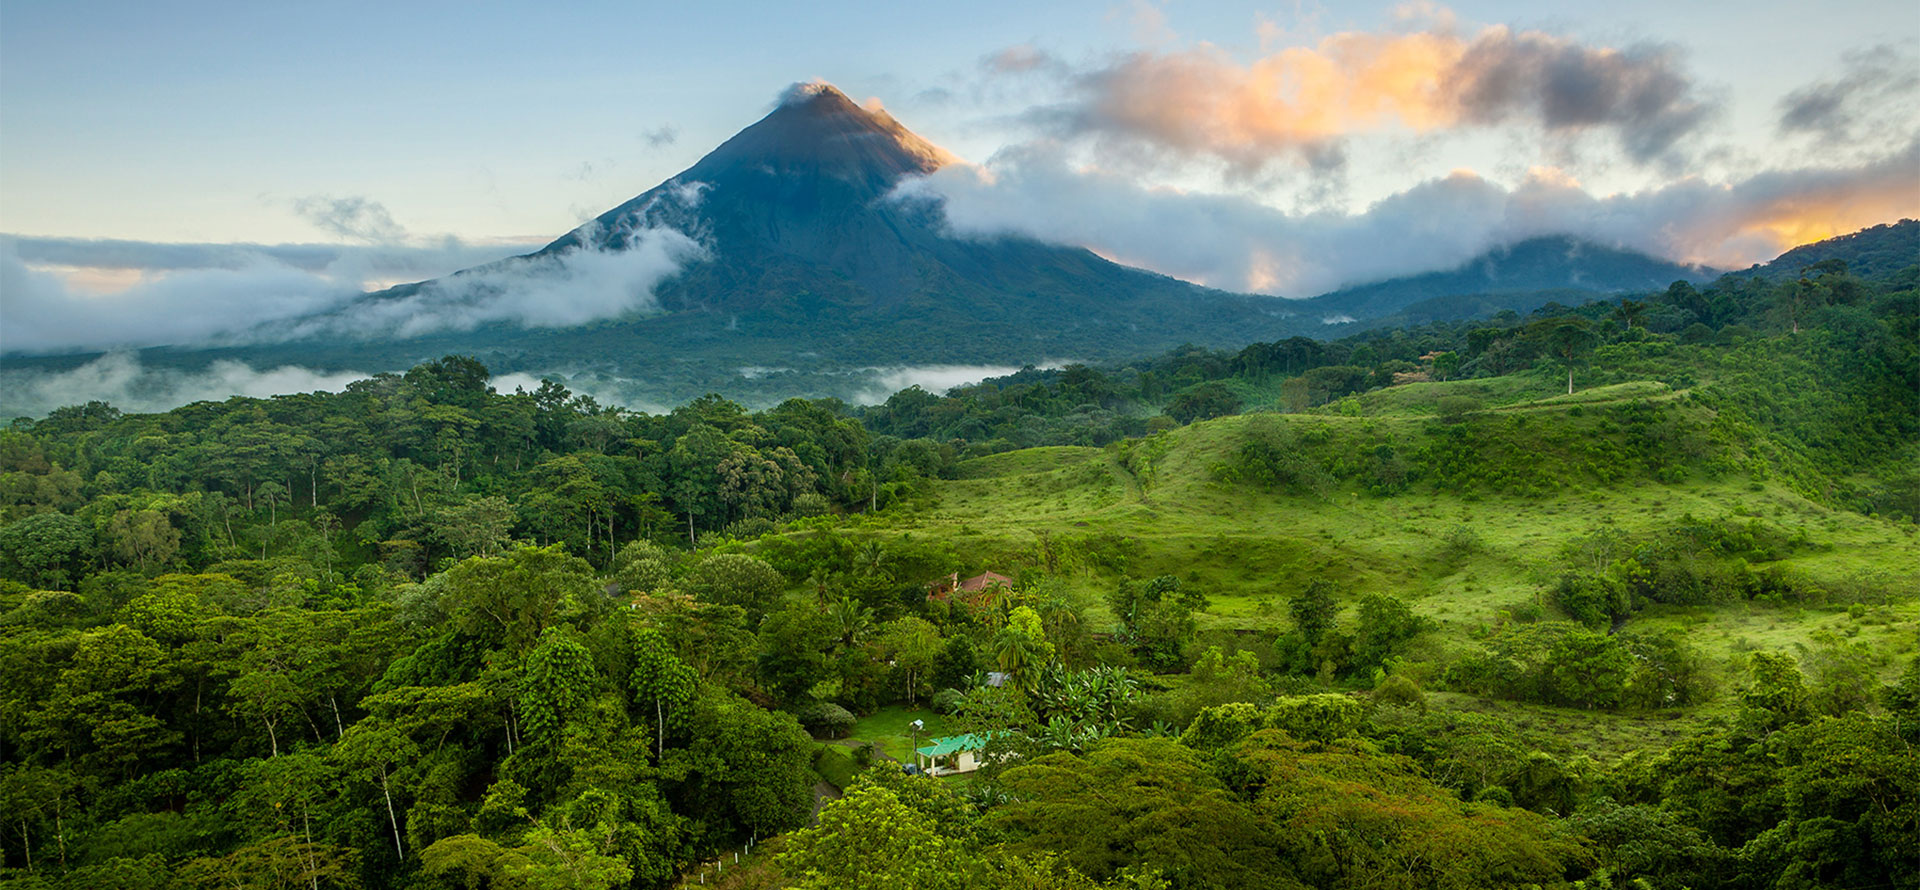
[[913, 734, 991, 776]]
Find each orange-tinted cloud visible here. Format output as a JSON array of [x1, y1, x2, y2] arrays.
[[1020, 23, 1713, 174], [909, 138, 1917, 296]]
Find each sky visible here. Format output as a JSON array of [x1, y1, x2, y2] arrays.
[[1, 0, 1917, 361]]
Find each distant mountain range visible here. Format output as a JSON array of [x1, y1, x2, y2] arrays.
[[4, 84, 1912, 411], [1306, 235, 1718, 328]]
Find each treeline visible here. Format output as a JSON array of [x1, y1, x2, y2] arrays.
[[0, 356, 979, 586]]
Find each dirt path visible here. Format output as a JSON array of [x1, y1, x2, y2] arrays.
[[809, 780, 841, 825], [1105, 453, 1147, 504]]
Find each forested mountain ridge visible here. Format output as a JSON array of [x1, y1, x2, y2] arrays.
[[1305, 234, 1719, 324], [1727, 218, 1919, 283], [0, 234, 1915, 888]]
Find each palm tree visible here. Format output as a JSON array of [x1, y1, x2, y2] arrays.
[[827, 596, 873, 646], [991, 627, 1042, 685]]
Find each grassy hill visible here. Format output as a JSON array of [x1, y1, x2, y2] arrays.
[[767, 369, 1919, 754]]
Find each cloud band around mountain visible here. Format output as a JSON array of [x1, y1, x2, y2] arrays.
[[1, 226, 704, 355], [905, 137, 1919, 296]]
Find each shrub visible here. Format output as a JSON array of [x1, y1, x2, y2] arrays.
[[1436, 395, 1483, 424], [796, 701, 857, 739], [930, 687, 966, 715], [1373, 674, 1428, 713]]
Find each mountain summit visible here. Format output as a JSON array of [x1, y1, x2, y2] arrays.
[[252, 81, 1303, 402], [384, 79, 1291, 328], [539, 81, 956, 260]]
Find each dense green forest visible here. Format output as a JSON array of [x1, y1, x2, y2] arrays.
[[1, 251, 1916, 889]]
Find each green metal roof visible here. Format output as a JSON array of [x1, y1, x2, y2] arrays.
[[915, 733, 989, 758]]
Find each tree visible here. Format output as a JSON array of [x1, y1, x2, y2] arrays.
[[432, 496, 516, 559], [1545, 628, 1635, 709], [986, 738, 1292, 889], [1543, 322, 1599, 395], [173, 836, 360, 890], [440, 546, 600, 655], [682, 553, 785, 617], [1288, 580, 1338, 646], [666, 424, 734, 543], [1611, 299, 1649, 330], [674, 688, 814, 838], [1230, 729, 1591, 888], [877, 617, 943, 705], [779, 784, 970, 890], [333, 719, 418, 862], [629, 627, 694, 758], [104, 509, 180, 572], [993, 606, 1055, 688], [257, 480, 290, 529], [516, 628, 600, 794], [0, 512, 97, 589], [1740, 650, 1812, 731], [1164, 383, 1242, 425], [933, 633, 982, 691], [1350, 593, 1430, 672]]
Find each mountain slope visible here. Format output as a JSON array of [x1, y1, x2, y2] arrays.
[[308, 84, 1304, 379], [1305, 235, 1718, 324], [1727, 219, 1919, 283]]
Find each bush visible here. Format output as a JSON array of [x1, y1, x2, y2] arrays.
[[723, 516, 778, 539], [1436, 395, 1483, 424], [930, 687, 966, 715], [1553, 571, 1628, 628], [1373, 674, 1428, 713], [796, 701, 857, 739]]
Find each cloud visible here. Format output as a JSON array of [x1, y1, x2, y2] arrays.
[[6, 234, 532, 282], [2, 223, 705, 353], [1778, 45, 1920, 147], [0, 353, 373, 418], [293, 195, 410, 243], [295, 225, 706, 340], [986, 44, 1067, 76], [2, 243, 356, 353], [902, 137, 1919, 295], [779, 79, 840, 106], [1449, 29, 1712, 164], [0, 235, 526, 353], [1003, 21, 1716, 176], [643, 125, 678, 148], [0, 355, 682, 420], [850, 363, 1034, 404]]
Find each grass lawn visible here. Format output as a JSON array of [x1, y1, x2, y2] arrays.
[[850, 705, 950, 763]]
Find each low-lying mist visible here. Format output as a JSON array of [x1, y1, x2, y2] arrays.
[[0, 356, 1057, 421]]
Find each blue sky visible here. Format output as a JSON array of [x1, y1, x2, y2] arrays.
[[1, 0, 1915, 333]]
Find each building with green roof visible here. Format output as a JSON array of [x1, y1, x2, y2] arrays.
[[913, 733, 991, 775]]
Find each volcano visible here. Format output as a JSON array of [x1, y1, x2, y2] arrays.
[[328, 82, 1299, 389]]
